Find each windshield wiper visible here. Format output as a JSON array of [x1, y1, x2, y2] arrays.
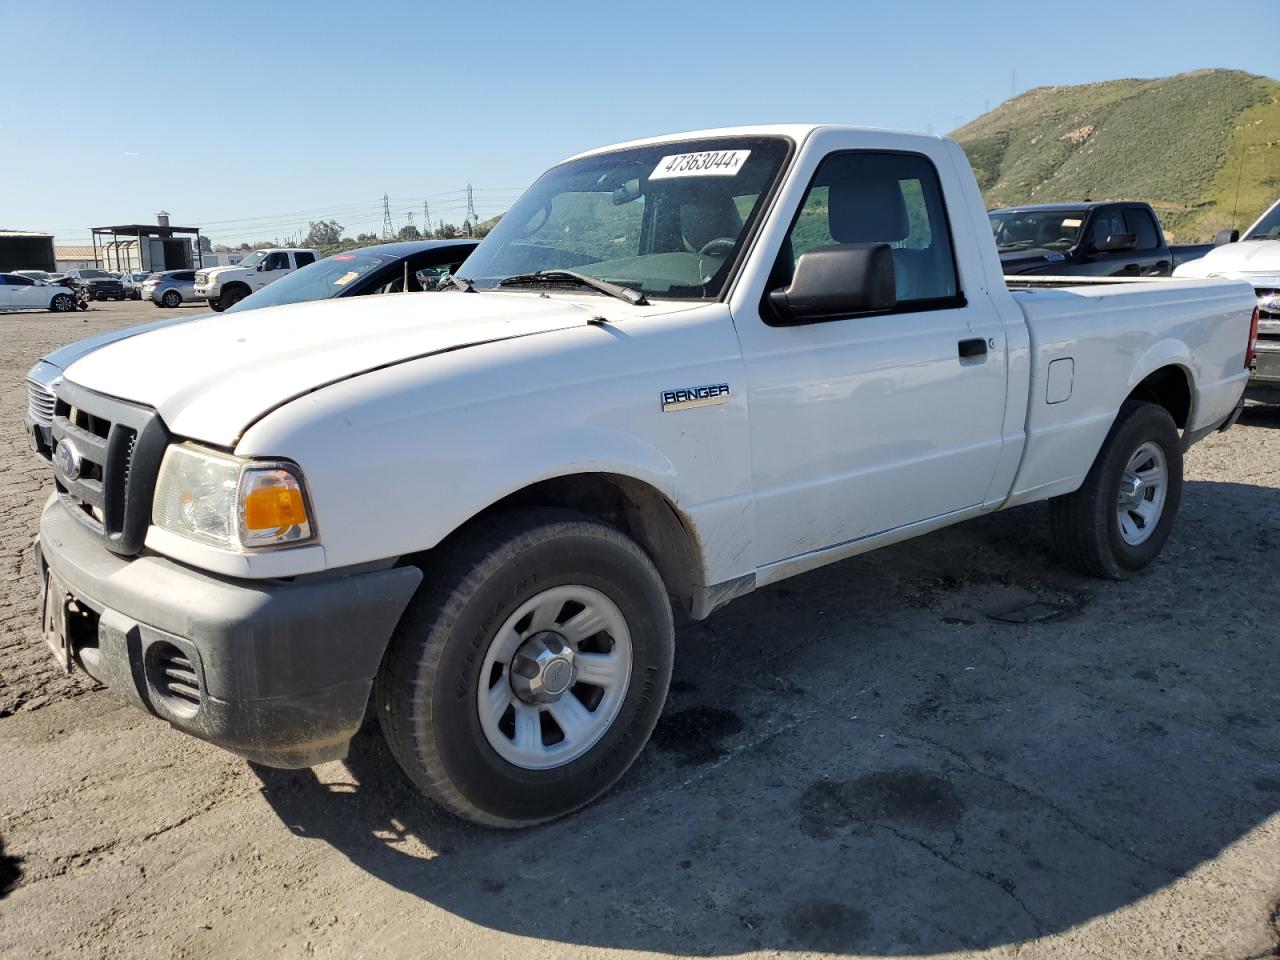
[[997, 241, 1036, 252], [498, 270, 648, 305]]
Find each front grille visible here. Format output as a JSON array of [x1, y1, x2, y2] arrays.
[[51, 381, 169, 555], [26, 377, 56, 427], [1257, 288, 1279, 321]]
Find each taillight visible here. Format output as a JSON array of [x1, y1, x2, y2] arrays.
[[1245, 305, 1260, 370]]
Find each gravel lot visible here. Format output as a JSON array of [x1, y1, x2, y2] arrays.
[[2, 298, 1278, 959]]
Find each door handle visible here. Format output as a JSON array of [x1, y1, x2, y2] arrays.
[[958, 338, 988, 360], [1123, 263, 1139, 272]]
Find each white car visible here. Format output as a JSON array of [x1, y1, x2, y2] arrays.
[[0, 272, 78, 312], [193, 248, 319, 311], [1174, 197, 1279, 397], [33, 124, 1256, 828]]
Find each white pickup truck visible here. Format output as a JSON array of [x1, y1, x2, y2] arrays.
[[193, 247, 318, 311], [34, 125, 1256, 827]]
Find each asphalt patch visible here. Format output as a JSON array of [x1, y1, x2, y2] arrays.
[[651, 706, 744, 765], [798, 767, 966, 839], [783, 898, 870, 952]]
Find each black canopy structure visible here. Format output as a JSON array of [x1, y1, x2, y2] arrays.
[[90, 217, 204, 272]]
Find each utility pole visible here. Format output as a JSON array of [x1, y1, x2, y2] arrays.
[[423, 201, 430, 237], [381, 193, 394, 239]]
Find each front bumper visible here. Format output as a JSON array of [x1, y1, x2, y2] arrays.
[[192, 283, 220, 299], [35, 494, 422, 767]]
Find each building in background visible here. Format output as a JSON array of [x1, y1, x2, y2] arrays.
[[0, 230, 56, 272], [90, 211, 206, 273], [54, 245, 106, 272]]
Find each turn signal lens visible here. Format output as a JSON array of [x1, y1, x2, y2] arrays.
[[238, 467, 314, 547]]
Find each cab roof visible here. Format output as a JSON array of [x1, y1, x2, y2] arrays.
[[564, 123, 947, 162]]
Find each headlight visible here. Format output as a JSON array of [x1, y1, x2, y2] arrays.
[[152, 443, 315, 550]]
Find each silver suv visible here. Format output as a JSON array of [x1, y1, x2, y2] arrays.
[[141, 270, 205, 308]]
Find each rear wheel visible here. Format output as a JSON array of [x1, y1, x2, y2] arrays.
[[1049, 401, 1183, 579], [161, 289, 181, 308], [50, 293, 74, 313], [376, 509, 674, 827]]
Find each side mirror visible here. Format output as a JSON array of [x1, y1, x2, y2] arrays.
[[768, 243, 896, 323], [1095, 233, 1137, 253], [1214, 228, 1239, 246], [256, 261, 268, 272]]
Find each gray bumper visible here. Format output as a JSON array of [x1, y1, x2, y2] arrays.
[[1247, 340, 1280, 396], [35, 495, 422, 767]]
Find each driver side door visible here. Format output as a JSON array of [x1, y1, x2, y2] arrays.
[[253, 251, 291, 289]]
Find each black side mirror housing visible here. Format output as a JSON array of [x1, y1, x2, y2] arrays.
[[1094, 233, 1137, 253], [256, 261, 268, 272], [1214, 228, 1239, 246], [769, 243, 896, 323]]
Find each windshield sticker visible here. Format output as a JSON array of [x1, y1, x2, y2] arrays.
[[650, 150, 751, 180], [1061, 218, 1083, 227], [332, 271, 359, 286]]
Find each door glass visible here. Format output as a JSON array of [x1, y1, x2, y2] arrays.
[[1124, 209, 1159, 251], [1090, 210, 1126, 249], [784, 151, 958, 304]]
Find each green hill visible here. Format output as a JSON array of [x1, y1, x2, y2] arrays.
[[951, 69, 1280, 242]]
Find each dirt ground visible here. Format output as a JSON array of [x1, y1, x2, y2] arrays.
[[2, 299, 1278, 960]]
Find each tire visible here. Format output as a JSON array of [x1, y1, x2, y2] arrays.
[[376, 508, 674, 828], [220, 285, 247, 309], [50, 293, 74, 313], [161, 290, 181, 308], [1049, 400, 1183, 579], [208, 297, 225, 312]]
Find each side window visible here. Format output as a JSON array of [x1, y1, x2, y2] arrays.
[[1124, 208, 1160, 251], [783, 151, 958, 305], [174, 271, 195, 281], [7, 274, 33, 286], [294, 251, 316, 268], [265, 252, 290, 270], [1090, 209, 1126, 248]]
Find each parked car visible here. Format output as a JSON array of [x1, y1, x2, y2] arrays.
[[30, 124, 1256, 827], [13, 269, 53, 282], [22, 241, 474, 461], [0, 273, 78, 313], [141, 270, 204, 308], [118, 271, 145, 300], [65, 268, 125, 301], [1174, 197, 1279, 400], [223, 239, 476, 313], [194, 247, 320, 311], [987, 201, 1211, 277]]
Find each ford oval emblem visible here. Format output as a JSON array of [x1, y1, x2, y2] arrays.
[[54, 439, 83, 480]]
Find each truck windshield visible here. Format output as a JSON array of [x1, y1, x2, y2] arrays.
[[226, 251, 393, 312], [78, 269, 110, 279], [237, 252, 266, 269], [989, 210, 1087, 252], [1244, 203, 1280, 241], [458, 136, 791, 300]]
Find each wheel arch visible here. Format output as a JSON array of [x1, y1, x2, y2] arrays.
[[418, 471, 712, 620], [1124, 362, 1193, 430]]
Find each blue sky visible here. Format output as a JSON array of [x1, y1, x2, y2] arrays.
[[2, 0, 1275, 247]]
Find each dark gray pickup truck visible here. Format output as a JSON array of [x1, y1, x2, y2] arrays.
[[988, 201, 1212, 278]]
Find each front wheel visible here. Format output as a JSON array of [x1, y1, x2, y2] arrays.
[[1049, 401, 1183, 579], [50, 293, 74, 313], [376, 509, 674, 827], [220, 286, 247, 309]]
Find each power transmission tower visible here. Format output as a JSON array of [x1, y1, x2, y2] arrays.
[[381, 193, 394, 239], [465, 183, 478, 235]]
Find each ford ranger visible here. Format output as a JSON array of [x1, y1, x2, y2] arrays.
[[33, 125, 1258, 828]]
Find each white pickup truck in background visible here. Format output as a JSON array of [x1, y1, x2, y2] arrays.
[[34, 124, 1257, 828], [194, 247, 318, 311]]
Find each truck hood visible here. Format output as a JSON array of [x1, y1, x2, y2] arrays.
[[1172, 239, 1280, 281], [62, 292, 603, 446], [42, 314, 207, 371]]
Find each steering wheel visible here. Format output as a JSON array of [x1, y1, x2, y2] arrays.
[[697, 237, 737, 258]]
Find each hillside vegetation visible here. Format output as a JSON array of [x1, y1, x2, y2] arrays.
[[952, 69, 1280, 241]]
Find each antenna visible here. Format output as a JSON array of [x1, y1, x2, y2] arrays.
[[381, 193, 394, 239]]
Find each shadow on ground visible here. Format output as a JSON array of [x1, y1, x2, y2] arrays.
[[254, 481, 1280, 955]]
